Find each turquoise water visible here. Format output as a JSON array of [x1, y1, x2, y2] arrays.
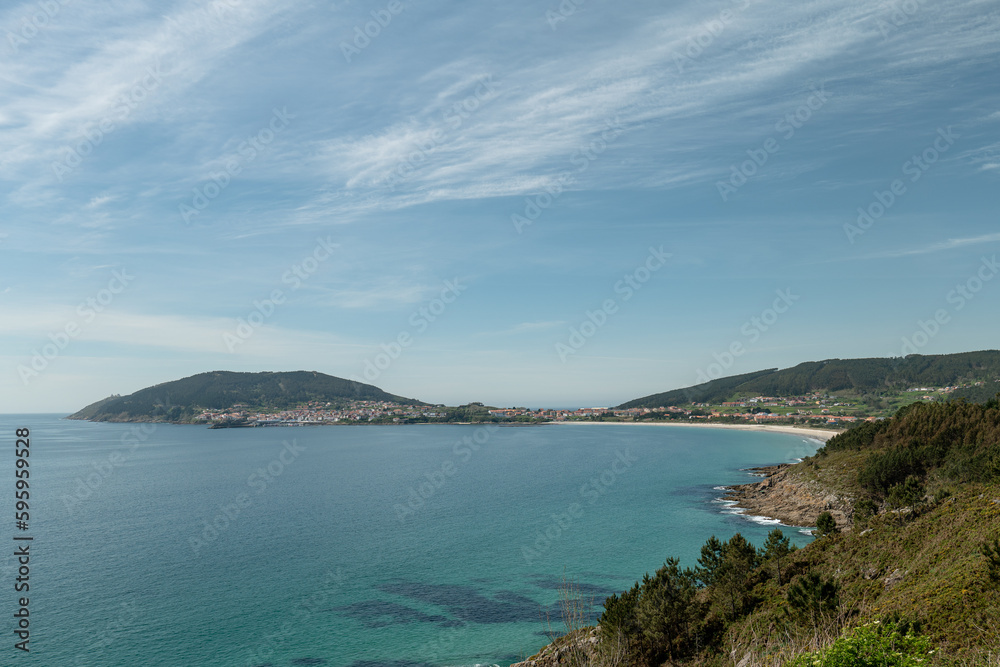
[[0, 416, 820, 666]]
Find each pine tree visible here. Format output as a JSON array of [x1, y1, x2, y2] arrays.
[[762, 528, 791, 585], [712, 534, 758, 619], [696, 535, 724, 587]]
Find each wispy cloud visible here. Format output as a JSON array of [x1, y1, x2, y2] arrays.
[[480, 321, 565, 337], [315, 279, 433, 309], [859, 233, 1000, 260]]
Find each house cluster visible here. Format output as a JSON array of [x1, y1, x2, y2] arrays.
[[703, 411, 861, 425], [720, 394, 826, 408], [195, 400, 441, 424], [487, 407, 616, 420], [487, 406, 677, 420]]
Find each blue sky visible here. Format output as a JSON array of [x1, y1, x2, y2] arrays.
[[1, 0, 999, 412]]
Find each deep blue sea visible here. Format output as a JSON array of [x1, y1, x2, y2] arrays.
[[0, 415, 822, 667]]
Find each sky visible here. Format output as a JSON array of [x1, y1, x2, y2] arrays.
[[1, 0, 998, 412]]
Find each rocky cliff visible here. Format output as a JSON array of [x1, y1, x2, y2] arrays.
[[723, 463, 853, 529]]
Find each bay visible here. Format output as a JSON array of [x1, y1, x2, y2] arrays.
[[0, 415, 821, 667]]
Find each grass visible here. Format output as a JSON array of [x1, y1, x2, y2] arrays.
[[717, 483, 1000, 666]]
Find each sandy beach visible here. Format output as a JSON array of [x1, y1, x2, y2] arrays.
[[544, 420, 841, 442]]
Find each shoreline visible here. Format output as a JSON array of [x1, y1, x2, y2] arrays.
[[543, 420, 841, 442], [546, 420, 845, 529]]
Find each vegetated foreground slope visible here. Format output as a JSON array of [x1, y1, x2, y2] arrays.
[[617, 350, 1000, 408], [67, 370, 424, 422], [522, 397, 1000, 666]]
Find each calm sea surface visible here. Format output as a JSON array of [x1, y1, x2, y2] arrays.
[[0, 415, 821, 667]]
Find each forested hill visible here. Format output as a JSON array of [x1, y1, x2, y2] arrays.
[[617, 350, 1000, 408], [67, 370, 424, 422]]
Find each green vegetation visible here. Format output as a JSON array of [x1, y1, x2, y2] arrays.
[[787, 571, 840, 628], [66, 370, 423, 422], [951, 382, 1000, 404], [549, 397, 1000, 666], [820, 397, 1000, 498], [617, 350, 1000, 410], [815, 511, 838, 538], [785, 621, 934, 667]]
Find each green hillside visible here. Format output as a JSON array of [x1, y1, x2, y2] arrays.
[[537, 397, 1000, 666], [617, 351, 1000, 409], [67, 370, 423, 422]]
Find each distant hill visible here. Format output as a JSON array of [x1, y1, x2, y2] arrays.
[[68, 370, 424, 422], [617, 350, 1000, 408]]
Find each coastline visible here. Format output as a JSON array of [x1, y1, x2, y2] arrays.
[[546, 419, 846, 529], [543, 420, 841, 442], [511, 422, 848, 667]]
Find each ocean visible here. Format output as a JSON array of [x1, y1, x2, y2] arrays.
[[0, 415, 822, 666]]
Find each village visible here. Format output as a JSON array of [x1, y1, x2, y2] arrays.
[[193, 384, 975, 427]]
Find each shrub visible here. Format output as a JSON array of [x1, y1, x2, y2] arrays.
[[787, 571, 839, 628], [982, 538, 1000, 588], [853, 498, 878, 523], [886, 475, 925, 509], [816, 512, 838, 537], [784, 620, 935, 667], [932, 488, 951, 504]]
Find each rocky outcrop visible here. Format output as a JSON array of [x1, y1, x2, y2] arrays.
[[511, 627, 600, 667], [723, 464, 853, 529]]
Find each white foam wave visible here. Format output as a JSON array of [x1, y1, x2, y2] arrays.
[[742, 514, 784, 526]]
